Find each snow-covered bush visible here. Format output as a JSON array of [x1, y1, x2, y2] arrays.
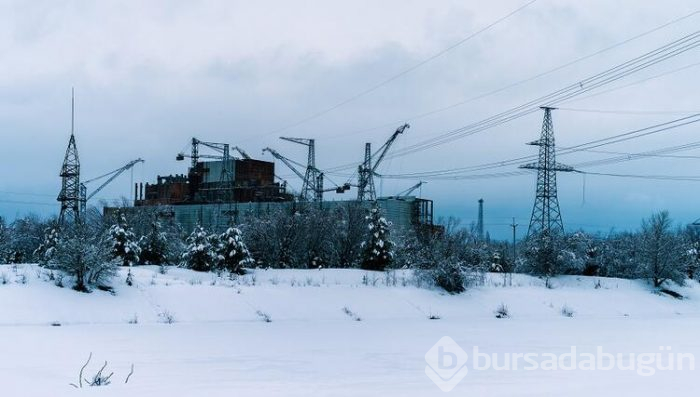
[[494, 303, 510, 319], [431, 260, 467, 294], [214, 227, 254, 274], [560, 305, 575, 318], [181, 226, 217, 272], [361, 206, 393, 271], [53, 225, 118, 292]]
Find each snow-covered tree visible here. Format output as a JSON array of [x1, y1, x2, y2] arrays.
[[7, 215, 46, 263], [108, 214, 141, 268], [35, 226, 60, 266], [639, 211, 684, 287], [182, 226, 216, 272], [0, 216, 11, 262], [361, 207, 393, 271], [139, 220, 169, 265], [215, 227, 254, 274], [522, 231, 565, 281], [54, 225, 118, 292]]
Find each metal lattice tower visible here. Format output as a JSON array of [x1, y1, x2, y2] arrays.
[[357, 124, 409, 202], [357, 142, 375, 201], [279, 137, 320, 202], [519, 107, 574, 237], [57, 90, 82, 225]]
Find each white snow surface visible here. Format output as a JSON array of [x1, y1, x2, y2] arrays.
[[0, 264, 699, 396]]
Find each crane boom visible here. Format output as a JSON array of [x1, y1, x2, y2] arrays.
[[232, 146, 251, 159], [262, 147, 306, 181], [397, 181, 426, 197], [83, 158, 144, 201], [371, 123, 409, 174]]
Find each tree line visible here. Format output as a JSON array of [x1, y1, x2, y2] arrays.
[[0, 205, 696, 294]]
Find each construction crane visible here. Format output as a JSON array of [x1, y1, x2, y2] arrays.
[[263, 148, 349, 202], [279, 137, 320, 203], [357, 123, 409, 201], [395, 181, 426, 198], [79, 158, 144, 211], [263, 147, 316, 201], [176, 138, 252, 202]]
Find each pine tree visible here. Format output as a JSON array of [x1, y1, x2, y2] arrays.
[[139, 221, 169, 266], [182, 226, 216, 272], [108, 214, 141, 267], [215, 227, 254, 274], [361, 206, 393, 271]]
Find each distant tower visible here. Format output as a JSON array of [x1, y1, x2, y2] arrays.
[[519, 107, 574, 237], [476, 198, 484, 239], [57, 90, 82, 225]]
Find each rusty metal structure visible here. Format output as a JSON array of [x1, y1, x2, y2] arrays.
[[134, 137, 291, 207]]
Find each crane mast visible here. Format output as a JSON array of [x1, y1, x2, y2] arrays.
[[357, 123, 409, 201], [279, 137, 321, 202]]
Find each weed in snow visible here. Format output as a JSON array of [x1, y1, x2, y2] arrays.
[[494, 303, 510, 319], [256, 310, 272, 323], [158, 310, 176, 324], [342, 306, 362, 321], [561, 305, 575, 318]]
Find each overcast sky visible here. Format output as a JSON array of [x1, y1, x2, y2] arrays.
[[0, 0, 699, 239]]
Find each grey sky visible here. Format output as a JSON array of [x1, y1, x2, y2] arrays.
[[0, 0, 698, 239]]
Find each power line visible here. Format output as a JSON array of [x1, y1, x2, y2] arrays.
[[331, 9, 700, 138], [378, 114, 700, 179], [579, 171, 700, 182], [558, 107, 700, 115], [261, 0, 538, 136], [558, 60, 700, 106], [381, 30, 700, 161]]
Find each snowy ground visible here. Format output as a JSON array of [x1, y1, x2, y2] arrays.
[[1, 264, 699, 396]]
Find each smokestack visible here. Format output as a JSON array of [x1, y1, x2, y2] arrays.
[[477, 198, 484, 240], [134, 183, 138, 203], [140, 182, 144, 200]]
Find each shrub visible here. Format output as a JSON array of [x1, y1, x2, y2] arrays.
[[494, 303, 510, 319]]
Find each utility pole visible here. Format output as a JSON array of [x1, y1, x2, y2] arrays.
[[476, 198, 484, 239], [510, 217, 518, 263], [519, 107, 574, 237]]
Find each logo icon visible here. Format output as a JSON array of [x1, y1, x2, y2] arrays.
[[425, 336, 469, 392]]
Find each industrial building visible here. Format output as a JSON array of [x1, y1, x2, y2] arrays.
[[122, 196, 432, 234], [102, 134, 435, 233]]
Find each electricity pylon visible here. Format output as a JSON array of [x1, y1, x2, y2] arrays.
[[57, 89, 82, 225], [519, 107, 574, 237]]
